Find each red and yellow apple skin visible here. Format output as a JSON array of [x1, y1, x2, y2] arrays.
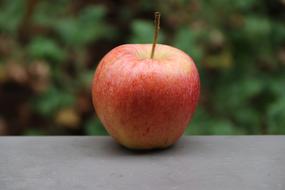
[[92, 44, 200, 149]]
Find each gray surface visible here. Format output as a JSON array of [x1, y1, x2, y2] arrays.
[[0, 136, 284, 190]]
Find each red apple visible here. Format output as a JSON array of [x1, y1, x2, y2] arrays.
[[92, 13, 200, 149], [92, 44, 200, 149]]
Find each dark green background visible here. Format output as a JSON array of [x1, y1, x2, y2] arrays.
[[0, 0, 284, 135]]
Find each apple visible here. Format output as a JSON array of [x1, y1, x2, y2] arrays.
[[92, 12, 200, 149]]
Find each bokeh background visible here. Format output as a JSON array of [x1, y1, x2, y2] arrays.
[[0, 0, 284, 136]]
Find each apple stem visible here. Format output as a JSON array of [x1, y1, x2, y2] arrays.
[[150, 12, 160, 59]]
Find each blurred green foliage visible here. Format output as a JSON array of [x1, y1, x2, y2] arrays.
[[0, 0, 284, 135]]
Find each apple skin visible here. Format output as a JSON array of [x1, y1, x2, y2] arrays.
[[92, 44, 200, 149]]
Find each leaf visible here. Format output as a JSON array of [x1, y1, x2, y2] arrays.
[[85, 118, 108, 135], [208, 119, 241, 135], [80, 70, 94, 88], [186, 107, 210, 135], [0, 0, 25, 34], [79, 5, 106, 22], [24, 129, 46, 136], [32, 87, 75, 117], [129, 20, 165, 44], [271, 21, 285, 46], [214, 76, 264, 111], [234, 107, 261, 134], [54, 6, 114, 46], [27, 37, 66, 63], [243, 16, 271, 45], [267, 97, 285, 134], [232, 0, 257, 10], [187, 106, 246, 135], [173, 27, 203, 62]]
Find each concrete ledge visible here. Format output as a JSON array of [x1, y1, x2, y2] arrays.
[[0, 136, 284, 190]]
